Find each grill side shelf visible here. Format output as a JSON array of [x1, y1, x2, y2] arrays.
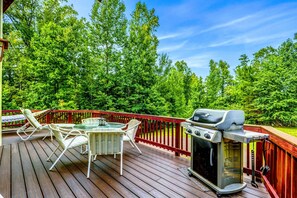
[[223, 130, 269, 143]]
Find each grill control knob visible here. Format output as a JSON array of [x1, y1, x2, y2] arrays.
[[194, 130, 201, 136], [186, 129, 192, 134], [204, 133, 211, 139]]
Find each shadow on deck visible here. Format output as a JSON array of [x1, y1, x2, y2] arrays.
[[0, 132, 270, 198]]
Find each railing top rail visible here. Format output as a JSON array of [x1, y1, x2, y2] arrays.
[[245, 124, 297, 158], [52, 109, 186, 123]]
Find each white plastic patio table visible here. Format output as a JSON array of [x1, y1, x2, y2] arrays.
[[73, 122, 126, 132]]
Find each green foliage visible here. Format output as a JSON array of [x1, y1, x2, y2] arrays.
[[2, 0, 297, 126], [88, 0, 127, 110]]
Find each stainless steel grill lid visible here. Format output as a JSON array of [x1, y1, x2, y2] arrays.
[[187, 109, 244, 131]]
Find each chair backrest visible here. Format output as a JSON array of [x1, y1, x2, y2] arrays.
[[48, 124, 65, 148], [125, 119, 141, 139], [21, 108, 42, 129], [87, 131, 124, 155]]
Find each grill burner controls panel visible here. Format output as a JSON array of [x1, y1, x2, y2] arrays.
[[182, 122, 222, 143]]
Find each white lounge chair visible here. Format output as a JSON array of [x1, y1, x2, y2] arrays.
[[16, 108, 52, 141], [47, 124, 88, 170], [123, 119, 142, 154], [86, 129, 124, 178]]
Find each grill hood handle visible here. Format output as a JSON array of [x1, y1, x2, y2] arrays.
[[210, 148, 213, 166]]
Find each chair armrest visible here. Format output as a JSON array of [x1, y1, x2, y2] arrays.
[[121, 124, 128, 130], [64, 129, 86, 139]]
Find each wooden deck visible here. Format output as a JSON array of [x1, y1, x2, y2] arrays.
[[0, 133, 270, 198]]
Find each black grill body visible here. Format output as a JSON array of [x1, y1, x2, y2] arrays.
[[182, 109, 269, 196]]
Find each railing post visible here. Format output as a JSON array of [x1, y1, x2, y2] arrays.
[[255, 141, 263, 182], [46, 113, 51, 124], [247, 143, 250, 170], [175, 123, 180, 156], [110, 114, 114, 122], [135, 122, 141, 143], [68, 112, 73, 123]]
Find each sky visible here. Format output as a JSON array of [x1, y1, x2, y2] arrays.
[[67, 0, 297, 78]]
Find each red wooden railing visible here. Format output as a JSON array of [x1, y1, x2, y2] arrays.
[[244, 125, 297, 198], [2, 109, 297, 198]]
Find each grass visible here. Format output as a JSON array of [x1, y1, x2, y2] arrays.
[[275, 127, 297, 137]]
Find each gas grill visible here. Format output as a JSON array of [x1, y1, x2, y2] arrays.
[[181, 109, 269, 197]]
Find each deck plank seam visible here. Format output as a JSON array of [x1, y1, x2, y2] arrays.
[[29, 140, 60, 197], [95, 151, 180, 198], [36, 139, 78, 197], [103, 146, 215, 197], [46, 139, 125, 198], [89, 153, 176, 198], [0, 146, 3, 166], [23, 141, 45, 198], [123, 151, 210, 195], [108, 151, 207, 197], [15, 143, 27, 198], [71, 144, 175, 198], [124, 149, 189, 179], [42, 139, 94, 198], [1, 135, 270, 198], [61, 144, 140, 198]]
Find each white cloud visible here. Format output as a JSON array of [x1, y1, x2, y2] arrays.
[[158, 41, 188, 53], [197, 2, 297, 35], [158, 33, 182, 40], [199, 15, 254, 34], [208, 29, 295, 48]]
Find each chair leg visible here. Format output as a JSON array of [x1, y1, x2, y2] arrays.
[[50, 129, 53, 141], [42, 130, 51, 141], [87, 154, 92, 178], [131, 141, 142, 154], [128, 141, 135, 147], [47, 145, 60, 161], [80, 144, 88, 155], [17, 128, 36, 141], [49, 148, 67, 171]]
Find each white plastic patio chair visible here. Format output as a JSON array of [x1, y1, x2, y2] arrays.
[[123, 119, 142, 154], [47, 124, 88, 170], [17, 108, 52, 141], [86, 130, 124, 178]]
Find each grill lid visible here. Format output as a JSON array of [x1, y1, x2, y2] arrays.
[[187, 109, 244, 131]]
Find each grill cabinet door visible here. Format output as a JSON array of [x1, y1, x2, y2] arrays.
[[192, 136, 218, 185]]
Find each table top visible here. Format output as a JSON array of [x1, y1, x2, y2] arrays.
[[73, 122, 126, 132]]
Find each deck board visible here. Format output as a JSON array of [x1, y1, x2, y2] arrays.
[[19, 141, 44, 198], [25, 141, 59, 198], [0, 144, 10, 198], [32, 140, 76, 197], [11, 143, 26, 197], [0, 134, 270, 198]]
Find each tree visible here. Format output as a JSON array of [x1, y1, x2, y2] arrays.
[[204, 59, 233, 108], [252, 40, 297, 126], [26, 0, 88, 109], [89, 0, 127, 110], [4, 0, 41, 48], [175, 61, 192, 106], [121, 2, 164, 114], [189, 74, 206, 112], [205, 60, 221, 107]]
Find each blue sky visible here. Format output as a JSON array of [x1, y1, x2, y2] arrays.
[[67, 0, 297, 78]]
